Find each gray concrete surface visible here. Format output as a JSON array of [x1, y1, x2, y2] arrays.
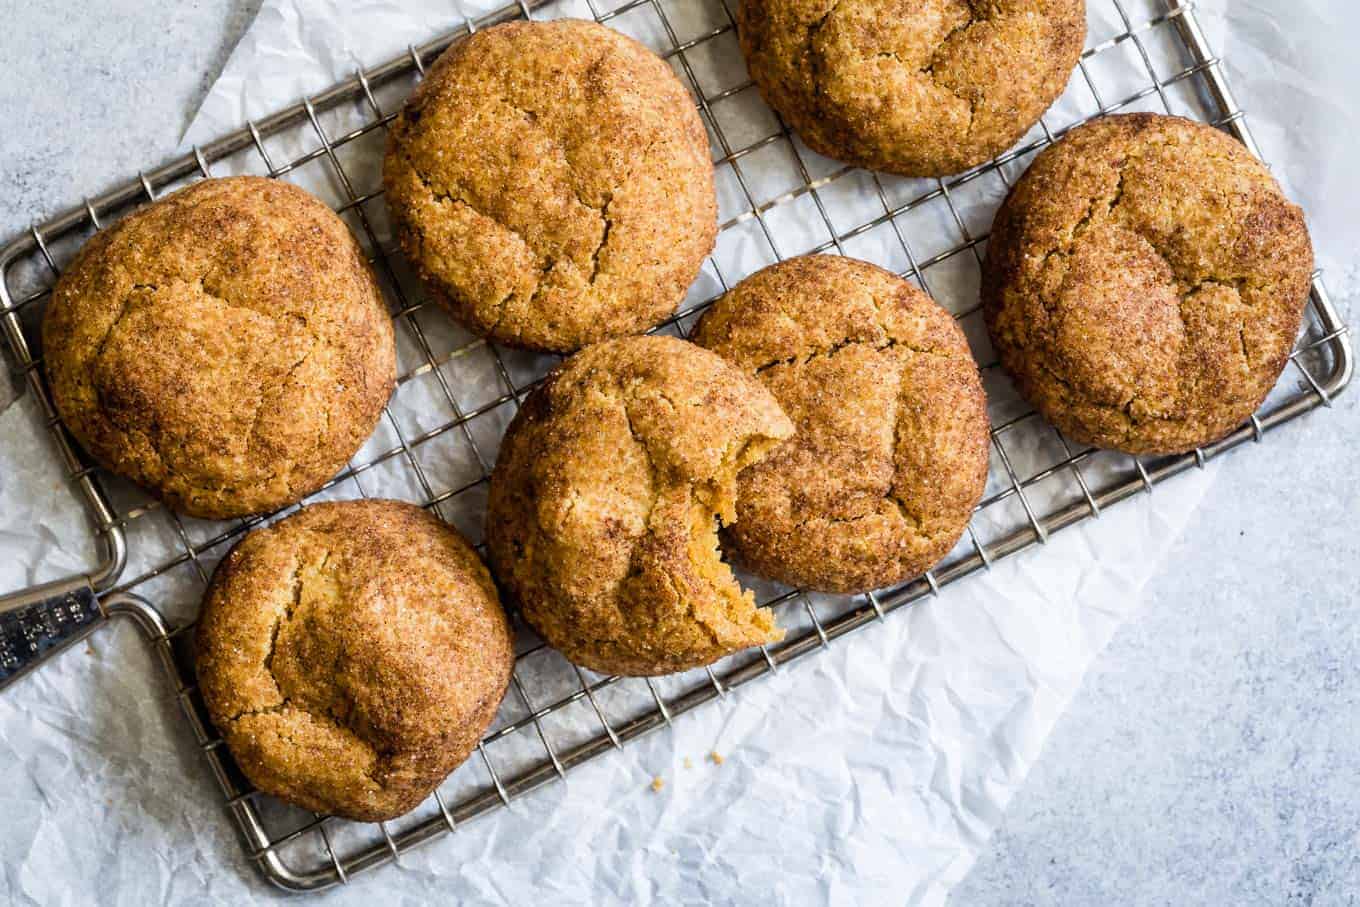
[[1, 1, 1356, 903], [953, 382, 1360, 905]]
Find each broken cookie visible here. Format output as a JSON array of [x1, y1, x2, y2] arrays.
[[485, 335, 793, 676]]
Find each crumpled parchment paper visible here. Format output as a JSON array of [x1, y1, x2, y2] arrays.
[[4, 0, 1347, 902]]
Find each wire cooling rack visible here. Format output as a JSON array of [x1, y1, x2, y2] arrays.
[[0, 0, 1351, 891]]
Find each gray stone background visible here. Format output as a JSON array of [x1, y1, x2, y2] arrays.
[[0, 0, 1355, 903]]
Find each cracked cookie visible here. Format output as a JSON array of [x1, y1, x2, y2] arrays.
[[196, 499, 513, 822], [736, 0, 1086, 177], [42, 176, 396, 520], [485, 335, 794, 676], [694, 255, 989, 593], [383, 19, 718, 354], [982, 113, 1314, 455]]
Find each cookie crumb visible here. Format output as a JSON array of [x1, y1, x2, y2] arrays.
[[709, 751, 724, 765], [683, 757, 693, 770], [651, 776, 665, 792]]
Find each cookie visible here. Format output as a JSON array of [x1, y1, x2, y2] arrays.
[[485, 335, 794, 676], [982, 113, 1314, 455], [42, 176, 396, 520], [383, 19, 717, 353], [694, 255, 989, 593], [736, 0, 1086, 177], [196, 499, 514, 822]]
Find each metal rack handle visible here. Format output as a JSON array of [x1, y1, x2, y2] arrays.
[[0, 573, 107, 691]]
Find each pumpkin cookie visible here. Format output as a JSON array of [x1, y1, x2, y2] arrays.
[[982, 114, 1314, 455], [196, 500, 514, 822], [736, 0, 1086, 176], [694, 255, 989, 593], [384, 19, 717, 353], [42, 176, 395, 520], [485, 335, 793, 676]]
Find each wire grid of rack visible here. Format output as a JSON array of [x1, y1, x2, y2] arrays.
[[0, 0, 1351, 892]]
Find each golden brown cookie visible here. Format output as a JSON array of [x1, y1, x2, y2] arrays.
[[694, 255, 989, 593], [736, 0, 1086, 177], [982, 114, 1314, 455], [383, 19, 717, 354], [485, 335, 794, 676], [42, 176, 395, 520], [196, 499, 513, 822]]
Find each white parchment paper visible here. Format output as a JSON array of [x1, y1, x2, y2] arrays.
[[3, 0, 1349, 903]]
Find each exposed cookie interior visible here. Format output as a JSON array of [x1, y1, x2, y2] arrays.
[[684, 434, 785, 639]]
